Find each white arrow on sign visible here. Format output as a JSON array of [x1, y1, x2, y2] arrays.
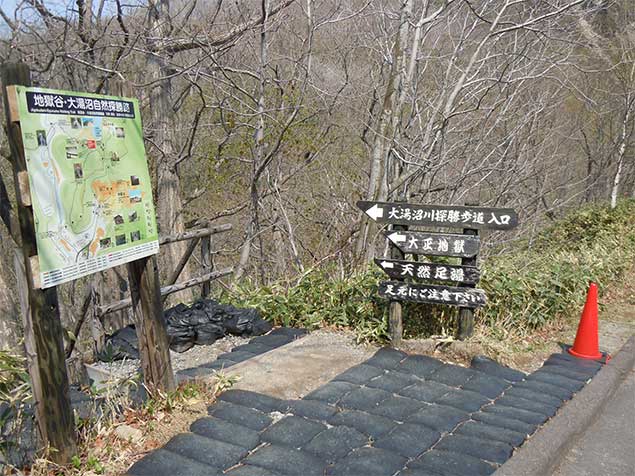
[[364, 204, 384, 221], [388, 232, 406, 243], [380, 261, 394, 269]]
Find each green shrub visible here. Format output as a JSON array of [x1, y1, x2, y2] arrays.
[[227, 267, 390, 342], [480, 199, 635, 330], [226, 199, 635, 342]]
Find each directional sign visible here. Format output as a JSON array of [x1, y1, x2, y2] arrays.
[[378, 281, 487, 308], [374, 259, 480, 284], [357, 201, 518, 230], [384, 231, 480, 257]]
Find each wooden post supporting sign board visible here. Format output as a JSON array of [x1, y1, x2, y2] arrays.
[[127, 256, 175, 393], [2, 63, 76, 463], [358, 199, 518, 342], [458, 226, 479, 339], [388, 222, 406, 346], [2, 64, 179, 463]]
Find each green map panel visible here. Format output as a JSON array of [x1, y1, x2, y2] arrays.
[[16, 86, 159, 288]]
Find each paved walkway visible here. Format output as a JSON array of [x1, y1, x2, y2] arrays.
[[553, 368, 635, 476], [127, 348, 601, 476]]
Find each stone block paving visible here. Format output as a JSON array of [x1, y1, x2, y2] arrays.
[[127, 348, 602, 476], [177, 327, 308, 379]]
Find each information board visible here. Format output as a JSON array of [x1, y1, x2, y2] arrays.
[[14, 86, 158, 288]]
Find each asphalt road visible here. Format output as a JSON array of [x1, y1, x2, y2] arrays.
[[553, 368, 635, 476]]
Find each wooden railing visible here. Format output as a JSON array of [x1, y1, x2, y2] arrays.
[[95, 224, 233, 317]]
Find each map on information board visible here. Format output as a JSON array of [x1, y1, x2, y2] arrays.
[[13, 86, 159, 289]]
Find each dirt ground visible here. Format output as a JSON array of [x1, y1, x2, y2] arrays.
[[103, 280, 635, 473], [411, 277, 635, 373], [27, 277, 634, 476]]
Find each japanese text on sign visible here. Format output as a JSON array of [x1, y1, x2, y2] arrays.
[[374, 259, 480, 284], [385, 231, 480, 258], [378, 281, 487, 308], [26, 91, 135, 119], [387, 207, 510, 226], [357, 201, 518, 230]]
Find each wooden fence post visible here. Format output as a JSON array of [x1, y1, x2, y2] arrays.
[[201, 234, 213, 298], [2, 63, 76, 463]]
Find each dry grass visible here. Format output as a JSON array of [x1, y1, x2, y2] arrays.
[[432, 265, 635, 373], [20, 373, 238, 476]]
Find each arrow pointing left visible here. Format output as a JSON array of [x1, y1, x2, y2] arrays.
[[388, 232, 406, 243], [364, 203, 384, 221]]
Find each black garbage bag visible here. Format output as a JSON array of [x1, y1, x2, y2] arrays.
[[99, 300, 272, 360], [185, 299, 272, 337], [221, 306, 272, 336], [165, 313, 198, 353], [194, 320, 225, 345], [97, 326, 139, 361], [166, 300, 226, 350]]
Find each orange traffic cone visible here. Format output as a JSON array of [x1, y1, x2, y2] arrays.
[[568, 282, 602, 360]]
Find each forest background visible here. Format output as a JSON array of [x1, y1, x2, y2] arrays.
[[0, 0, 633, 355]]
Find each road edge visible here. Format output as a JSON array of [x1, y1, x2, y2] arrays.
[[493, 335, 635, 476]]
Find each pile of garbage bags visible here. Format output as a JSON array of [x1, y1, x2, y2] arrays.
[[98, 299, 272, 360]]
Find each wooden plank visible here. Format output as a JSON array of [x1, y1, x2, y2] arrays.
[[2, 63, 76, 463], [374, 258, 480, 284], [358, 200, 518, 230], [127, 255, 175, 394], [201, 235, 212, 298], [384, 230, 480, 257], [97, 267, 233, 316], [29, 255, 41, 289], [159, 267, 233, 296], [5, 85, 19, 122], [16, 170, 30, 206], [164, 236, 200, 288], [378, 281, 487, 308], [159, 223, 232, 245]]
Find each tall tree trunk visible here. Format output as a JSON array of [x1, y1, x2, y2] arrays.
[[357, 0, 413, 261], [147, 0, 193, 303], [234, 0, 270, 283], [610, 107, 629, 208]]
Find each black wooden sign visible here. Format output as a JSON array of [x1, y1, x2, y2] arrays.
[[374, 258, 480, 284], [357, 200, 518, 230], [378, 281, 487, 308], [384, 231, 480, 257]]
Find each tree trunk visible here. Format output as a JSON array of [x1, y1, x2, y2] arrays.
[[611, 97, 631, 209], [357, 0, 413, 261], [146, 0, 193, 303], [234, 0, 270, 283]]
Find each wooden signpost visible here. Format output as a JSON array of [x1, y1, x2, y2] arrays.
[[2, 63, 76, 463], [384, 230, 480, 257], [378, 281, 487, 308], [374, 258, 480, 284], [358, 200, 518, 344], [0, 62, 185, 462], [358, 200, 518, 230]]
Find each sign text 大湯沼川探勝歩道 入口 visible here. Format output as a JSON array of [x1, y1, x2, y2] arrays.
[[357, 200, 518, 230]]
